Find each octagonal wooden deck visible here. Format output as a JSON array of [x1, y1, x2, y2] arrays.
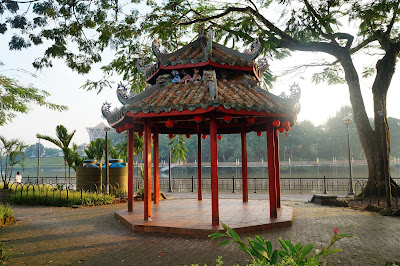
[[115, 199, 293, 237]]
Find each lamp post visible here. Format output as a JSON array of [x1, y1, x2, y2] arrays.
[[104, 127, 110, 194], [343, 116, 355, 195], [36, 133, 41, 185], [168, 144, 173, 192]]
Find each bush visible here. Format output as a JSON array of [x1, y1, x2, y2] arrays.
[[209, 224, 353, 266], [0, 204, 13, 220], [9, 185, 115, 207]]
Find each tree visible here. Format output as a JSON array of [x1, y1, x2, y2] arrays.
[[136, 0, 400, 199], [2, 0, 400, 199], [38, 125, 76, 179], [8, 141, 27, 178], [65, 143, 82, 181], [169, 135, 189, 163], [0, 63, 67, 125], [0, 136, 25, 188]]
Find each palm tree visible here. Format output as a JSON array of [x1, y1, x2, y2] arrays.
[[65, 143, 82, 182], [9, 141, 27, 178], [0, 136, 24, 188], [38, 125, 76, 179]]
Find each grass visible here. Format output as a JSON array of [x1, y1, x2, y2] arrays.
[[0, 204, 13, 220], [9, 185, 115, 207]]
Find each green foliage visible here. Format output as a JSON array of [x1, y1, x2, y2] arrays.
[[0, 204, 13, 220], [9, 185, 115, 207], [38, 125, 76, 178], [0, 240, 10, 265], [0, 136, 26, 187], [169, 135, 188, 163], [0, 66, 67, 125], [209, 224, 353, 266]]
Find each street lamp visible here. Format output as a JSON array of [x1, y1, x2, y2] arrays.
[[36, 133, 41, 185], [343, 116, 355, 195], [104, 127, 111, 194]]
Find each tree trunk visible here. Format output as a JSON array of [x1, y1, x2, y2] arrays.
[[339, 45, 399, 197]]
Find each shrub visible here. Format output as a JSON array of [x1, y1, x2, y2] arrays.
[[0, 204, 13, 220], [209, 224, 353, 265], [9, 185, 115, 207]]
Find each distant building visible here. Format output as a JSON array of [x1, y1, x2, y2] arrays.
[[86, 122, 114, 142]]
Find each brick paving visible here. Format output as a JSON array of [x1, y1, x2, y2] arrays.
[[1, 193, 399, 265]]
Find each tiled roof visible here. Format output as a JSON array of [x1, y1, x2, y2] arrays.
[[104, 77, 299, 124], [156, 39, 252, 67]]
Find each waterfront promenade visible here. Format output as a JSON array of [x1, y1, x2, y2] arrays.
[[1, 192, 399, 265]]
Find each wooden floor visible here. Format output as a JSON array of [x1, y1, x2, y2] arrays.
[[115, 199, 293, 236]]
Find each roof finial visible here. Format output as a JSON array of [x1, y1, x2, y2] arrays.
[[198, 23, 205, 35]]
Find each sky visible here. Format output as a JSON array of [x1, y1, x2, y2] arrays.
[[1, 3, 400, 148]]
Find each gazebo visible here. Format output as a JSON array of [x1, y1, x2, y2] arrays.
[[102, 29, 300, 228]]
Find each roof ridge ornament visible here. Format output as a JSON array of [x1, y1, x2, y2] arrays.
[[203, 70, 218, 100], [152, 38, 161, 57], [244, 38, 261, 60], [117, 83, 136, 104], [101, 101, 112, 118], [207, 30, 213, 57]]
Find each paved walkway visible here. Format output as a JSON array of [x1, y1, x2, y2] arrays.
[[1, 193, 399, 265]]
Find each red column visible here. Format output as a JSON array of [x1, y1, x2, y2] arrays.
[[128, 128, 134, 212], [267, 127, 277, 219], [241, 128, 248, 202], [274, 130, 281, 208], [210, 117, 219, 226], [144, 120, 152, 221], [153, 128, 159, 204], [197, 133, 202, 201]]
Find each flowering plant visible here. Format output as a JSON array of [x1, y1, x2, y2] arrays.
[[209, 224, 353, 265]]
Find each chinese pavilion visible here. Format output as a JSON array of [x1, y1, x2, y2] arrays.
[[102, 28, 300, 227]]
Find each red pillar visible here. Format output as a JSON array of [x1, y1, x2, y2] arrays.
[[153, 128, 159, 204], [241, 128, 248, 202], [144, 120, 152, 221], [274, 130, 281, 208], [267, 127, 277, 219], [197, 133, 202, 201], [128, 128, 134, 212], [210, 117, 219, 226]]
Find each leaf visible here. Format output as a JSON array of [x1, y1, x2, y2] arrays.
[[278, 238, 290, 253], [284, 240, 297, 255], [226, 226, 241, 242], [218, 239, 233, 246], [297, 244, 314, 263], [248, 239, 269, 260], [271, 250, 279, 264], [209, 232, 228, 241]]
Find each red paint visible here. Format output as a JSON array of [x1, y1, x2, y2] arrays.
[[153, 129, 160, 204], [267, 128, 278, 219], [197, 133, 202, 201], [128, 128, 134, 212], [274, 129, 281, 208], [112, 106, 293, 127], [125, 122, 133, 129], [119, 125, 125, 132], [210, 117, 219, 226], [241, 129, 248, 203], [144, 120, 152, 221]]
